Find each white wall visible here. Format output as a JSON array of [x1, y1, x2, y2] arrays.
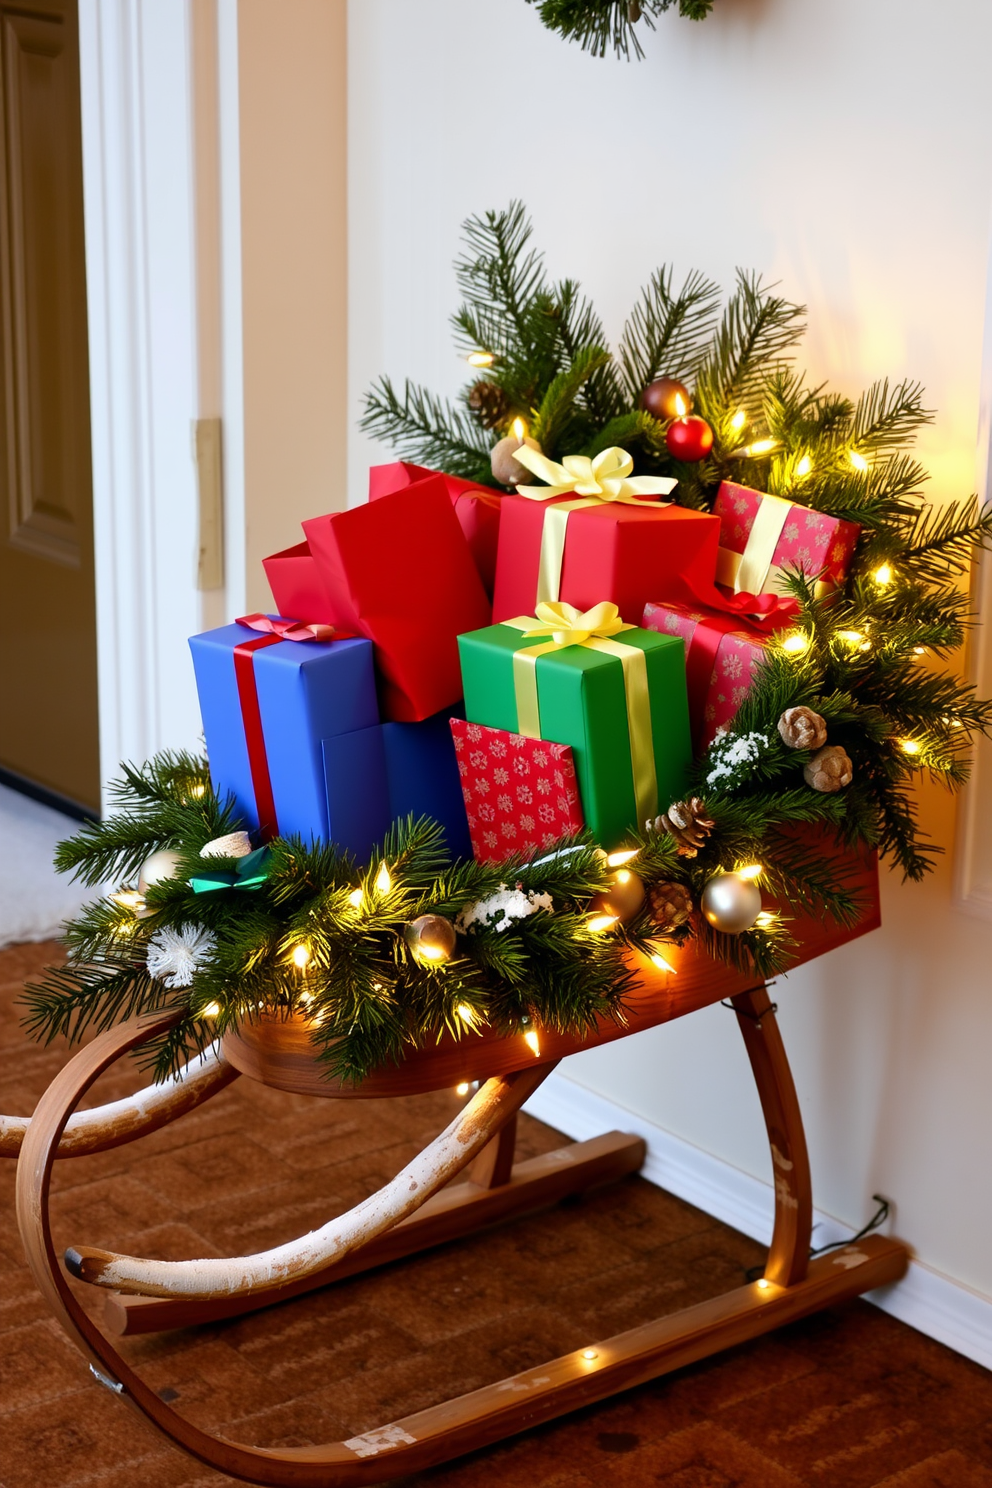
[[348, 0, 992, 1303]]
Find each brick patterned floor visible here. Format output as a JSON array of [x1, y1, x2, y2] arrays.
[[2, 940, 991, 1487]]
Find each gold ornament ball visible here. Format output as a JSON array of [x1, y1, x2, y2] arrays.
[[138, 848, 183, 894], [592, 868, 646, 923], [700, 872, 762, 934], [405, 913, 458, 964], [490, 433, 541, 487]]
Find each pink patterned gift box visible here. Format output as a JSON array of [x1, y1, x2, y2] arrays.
[[450, 718, 585, 864], [642, 600, 781, 753], [714, 481, 860, 597]]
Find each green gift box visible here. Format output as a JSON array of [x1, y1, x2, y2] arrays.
[[457, 608, 692, 849]]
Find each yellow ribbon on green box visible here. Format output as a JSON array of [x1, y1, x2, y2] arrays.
[[514, 446, 678, 606], [501, 600, 659, 828]]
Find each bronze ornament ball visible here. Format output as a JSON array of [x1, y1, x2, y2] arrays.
[[700, 872, 762, 934], [593, 868, 646, 923], [137, 848, 183, 894], [639, 377, 691, 423], [405, 913, 458, 964], [665, 414, 714, 463]]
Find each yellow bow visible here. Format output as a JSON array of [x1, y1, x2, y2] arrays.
[[515, 445, 677, 504], [518, 600, 634, 647]]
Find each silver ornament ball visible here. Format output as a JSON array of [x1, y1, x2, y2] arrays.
[[700, 872, 762, 934], [138, 848, 183, 894]]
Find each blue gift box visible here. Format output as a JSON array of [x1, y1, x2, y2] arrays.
[[382, 706, 472, 859], [189, 619, 385, 852]]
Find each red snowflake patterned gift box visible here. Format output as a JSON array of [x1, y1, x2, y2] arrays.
[[450, 718, 585, 864], [642, 599, 790, 754], [714, 481, 860, 598]]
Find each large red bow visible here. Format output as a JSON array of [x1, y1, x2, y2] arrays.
[[236, 612, 350, 643]]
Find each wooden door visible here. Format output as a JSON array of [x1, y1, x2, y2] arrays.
[[0, 0, 99, 813]]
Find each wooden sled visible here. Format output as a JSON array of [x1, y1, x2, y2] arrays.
[[14, 853, 909, 1485]]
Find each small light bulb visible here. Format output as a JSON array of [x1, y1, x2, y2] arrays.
[[913, 646, 927, 656], [291, 943, 310, 969], [836, 630, 865, 647], [755, 911, 776, 928], [746, 438, 777, 456], [901, 738, 922, 755], [849, 450, 868, 472], [375, 862, 392, 894], [202, 1002, 221, 1018], [795, 454, 812, 477], [455, 1081, 470, 1096], [649, 952, 676, 975], [738, 864, 763, 881], [606, 848, 639, 867], [112, 890, 145, 911], [581, 1348, 599, 1361], [512, 416, 526, 441], [347, 887, 363, 908], [730, 408, 746, 432], [587, 913, 619, 933], [523, 1028, 541, 1056], [757, 1278, 771, 1291], [873, 563, 893, 586], [456, 1002, 478, 1029], [299, 990, 313, 1006], [780, 632, 809, 656], [467, 351, 494, 367], [673, 393, 687, 418]]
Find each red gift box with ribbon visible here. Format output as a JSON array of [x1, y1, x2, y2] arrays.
[[491, 446, 721, 625], [450, 718, 585, 864], [714, 480, 860, 598], [265, 481, 492, 723], [369, 461, 502, 598], [642, 598, 794, 753]]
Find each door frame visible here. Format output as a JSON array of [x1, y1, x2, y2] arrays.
[[77, 0, 245, 808]]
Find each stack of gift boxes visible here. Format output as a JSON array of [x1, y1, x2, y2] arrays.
[[189, 462, 860, 864]]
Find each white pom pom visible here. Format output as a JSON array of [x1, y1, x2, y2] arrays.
[[146, 924, 217, 989]]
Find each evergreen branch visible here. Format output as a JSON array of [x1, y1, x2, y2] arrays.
[[850, 378, 933, 454], [696, 271, 806, 421], [526, 0, 711, 61], [532, 345, 613, 455], [360, 377, 496, 485], [617, 266, 721, 402]]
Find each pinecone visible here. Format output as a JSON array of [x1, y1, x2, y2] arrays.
[[803, 744, 853, 793], [778, 706, 828, 751], [650, 797, 716, 858], [647, 880, 693, 932], [467, 380, 510, 430]]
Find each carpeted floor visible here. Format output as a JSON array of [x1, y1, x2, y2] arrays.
[[2, 940, 992, 1488]]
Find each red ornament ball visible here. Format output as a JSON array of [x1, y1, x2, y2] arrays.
[[665, 414, 714, 463], [639, 377, 691, 422]]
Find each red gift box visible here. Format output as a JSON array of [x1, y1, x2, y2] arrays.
[[265, 482, 490, 723], [643, 599, 791, 753], [369, 462, 502, 597], [714, 481, 860, 597], [262, 539, 335, 624], [451, 718, 584, 863], [491, 491, 722, 625]]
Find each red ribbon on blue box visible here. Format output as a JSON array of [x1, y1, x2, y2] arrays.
[[231, 614, 352, 840]]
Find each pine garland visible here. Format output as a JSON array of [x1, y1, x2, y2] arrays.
[[526, 1, 713, 61]]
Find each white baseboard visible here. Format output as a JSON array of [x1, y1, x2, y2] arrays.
[[525, 1072, 992, 1373]]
